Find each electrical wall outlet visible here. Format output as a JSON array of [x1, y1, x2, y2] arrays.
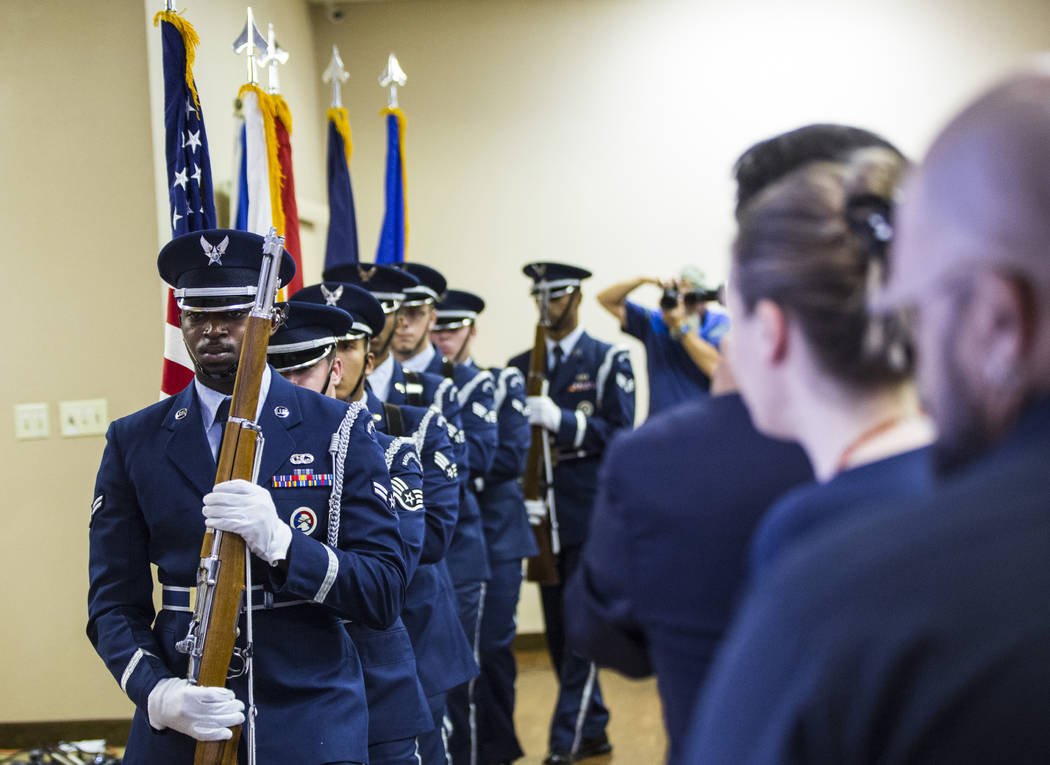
[[14, 403, 50, 440], [59, 398, 108, 437]]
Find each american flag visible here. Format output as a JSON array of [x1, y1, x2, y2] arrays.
[[155, 11, 216, 395]]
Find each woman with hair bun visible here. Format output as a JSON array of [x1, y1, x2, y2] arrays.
[[724, 147, 935, 576]]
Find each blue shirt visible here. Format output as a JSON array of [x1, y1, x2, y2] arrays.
[[623, 300, 730, 416]]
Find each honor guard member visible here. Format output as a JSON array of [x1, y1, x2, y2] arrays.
[[321, 263, 465, 450], [433, 289, 537, 765], [509, 262, 635, 764], [395, 264, 499, 764], [267, 301, 433, 765], [292, 283, 478, 765], [87, 230, 408, 765]]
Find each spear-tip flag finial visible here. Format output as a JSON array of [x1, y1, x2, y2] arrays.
[[260, 22, 289, 95], [323, 45, 351, 109], [232, 6, 268, 86], [379, 52, 407, 109]]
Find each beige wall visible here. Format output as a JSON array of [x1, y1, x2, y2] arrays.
[[307, 0, 1050, 416], [1, 0, 1048, 725], [0, 0, 159, 723]]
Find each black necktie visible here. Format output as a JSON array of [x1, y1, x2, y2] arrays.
[[215, 397, 232, 429], [550, 345, 564, 379]]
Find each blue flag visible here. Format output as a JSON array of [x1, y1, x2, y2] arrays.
[[158, 13, 215, 235], [324, 109, 360, 270], [234, 121, 249, 231], [376, 108, 406, 264]]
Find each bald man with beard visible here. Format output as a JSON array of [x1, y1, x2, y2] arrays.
[[679, 65, 1050, 764]]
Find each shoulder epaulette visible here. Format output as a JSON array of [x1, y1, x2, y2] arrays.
[[597, 344, 631, 408]]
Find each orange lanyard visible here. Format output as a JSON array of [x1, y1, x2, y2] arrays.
[[835, 416, 903, 473]]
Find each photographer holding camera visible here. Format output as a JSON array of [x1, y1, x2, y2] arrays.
[[597, 267, 729, 416]]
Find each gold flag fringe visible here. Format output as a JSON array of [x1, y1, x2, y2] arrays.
[[153, 10, 202, 111]]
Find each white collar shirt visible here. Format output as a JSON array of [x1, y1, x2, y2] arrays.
[[401, 343, 436, 374], [544, 325, 584, 371], [369, 353, 395, 402]]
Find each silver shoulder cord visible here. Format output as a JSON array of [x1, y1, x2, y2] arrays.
[[328, 401, 363, 546], [539, 379, 561, 554]]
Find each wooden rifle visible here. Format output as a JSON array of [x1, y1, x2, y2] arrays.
[[523, 288, 561, 585], [175, 229, 285, 765]]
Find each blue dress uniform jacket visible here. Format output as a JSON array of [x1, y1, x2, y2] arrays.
[[478, 366, 538, 562], [87, 373, 407, 765], [682, 396, 1050, 765], [563, 394, 812, 761], [365, 392, 479, 699], [387, 360, 480, 575], [509, 332, 636, 547], [509, 331, 635, 755], [348, 432, 433, 748], [470, 367, 537, 764], [367, 388, 461, 564], [424, 352, 497, 585]]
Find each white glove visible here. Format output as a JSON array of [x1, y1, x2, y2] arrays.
[[527, 395, 562, 432], [524, 499, 548, 527], [147, 677, 245, 741], [203, 479, 292, 565]]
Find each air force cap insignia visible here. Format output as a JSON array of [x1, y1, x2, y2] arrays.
[[200, 234, 230, 266]]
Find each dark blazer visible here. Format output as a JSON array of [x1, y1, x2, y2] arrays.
[[479, 366, 538, 562], [509, 331, 635, 547], [564, 394, 812, 760], [682, 396, 1050, 765], [87, 372, 407, 765], [749, 446, 932, 578]]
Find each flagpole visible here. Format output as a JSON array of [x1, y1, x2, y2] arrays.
[[261, 22, 289, 95]]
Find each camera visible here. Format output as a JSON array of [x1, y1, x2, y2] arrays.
[[660, 287, 721, 311]]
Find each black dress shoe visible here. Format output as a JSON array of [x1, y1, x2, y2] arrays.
[[542, 752, 575, 765], [573, 735, 613, 761]]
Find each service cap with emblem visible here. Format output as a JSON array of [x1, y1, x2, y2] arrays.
[[322, 262, 418, 313], [290, 282, 385, 338], [434, 289, 486, 330], [398, 263, 447, 306], [523, 261, 592, 299], [158, 229, 296, 312], [267, 302, 352, 373]]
